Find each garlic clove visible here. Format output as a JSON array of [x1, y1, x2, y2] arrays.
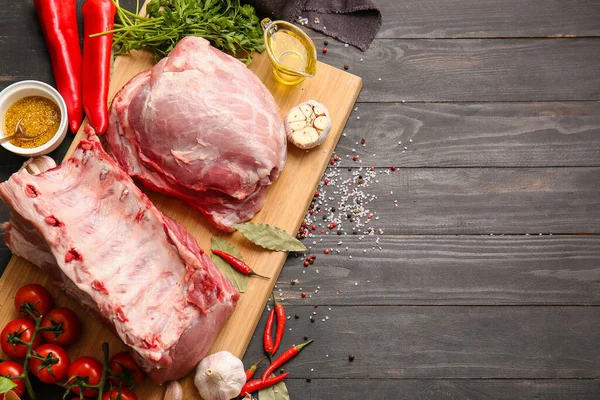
[[164, 381, 183, 400], [313, 106, 326, 116], [284, 100, 332, 149], [292, 127, 320, 148], [20, 155, 57, 176], [313, 116, 331, 131], [4, 391, 21, 400], [288, 120, 308, 131], [299, 104, 314, 119], [287, 107, 305, 122]]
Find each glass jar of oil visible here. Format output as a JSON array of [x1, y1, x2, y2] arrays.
[[262, 18, 317, 85]]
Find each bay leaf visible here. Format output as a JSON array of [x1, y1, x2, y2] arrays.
[[0, 377, 17, 395], [257, 375, 290, 400], [210, 237, 248, 293], [233, 223, 307, 252]]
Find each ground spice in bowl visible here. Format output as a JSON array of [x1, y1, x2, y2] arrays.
[[3, 96, 61, 148]]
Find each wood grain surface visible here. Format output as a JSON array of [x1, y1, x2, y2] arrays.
[[0, 22, 361, 400], [275, 235, 600, 305], [283, 379, 600, 399], [244, 306, 600, 378], [304, 167, 600, 234], [336, 102, 600, 167], [318, 39, 600, 102], [375, 0, 600, 38]]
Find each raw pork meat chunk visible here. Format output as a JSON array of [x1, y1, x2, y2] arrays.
[[106, 36, 287, 231], [0, 130, 239, 383]]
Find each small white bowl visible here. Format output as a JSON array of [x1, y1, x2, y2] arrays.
[[0, 80, 68, 157]]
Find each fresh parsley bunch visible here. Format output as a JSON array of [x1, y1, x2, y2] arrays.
[[111, 0, 264, 64]]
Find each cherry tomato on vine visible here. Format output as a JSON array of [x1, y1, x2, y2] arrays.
[[1, 318, 41, 358], [0, 361, 25, 398], [66, 356, 103, 397], [14, 284, 53, 319], [28, 344, 71, 384], [40, 307, 81, 346], [102, 387, 139, 400], [108, 352, 145, 387]]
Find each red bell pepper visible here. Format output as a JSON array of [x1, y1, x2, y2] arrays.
[[34, 0, 83, 133], [82, 0, 116, 135]]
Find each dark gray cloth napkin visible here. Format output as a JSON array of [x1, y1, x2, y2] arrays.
[[246, 0, 381, 51]]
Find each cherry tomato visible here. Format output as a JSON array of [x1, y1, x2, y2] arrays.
[[108, 352, 144, 387], [28, 344, 70, 384], [40, 307, 81, 346], [14, 284, 53, 319], [102, 387, 139, 400], [67, 356, 103, 397], [0, 361, 25, 398], [1, 318, 41, 358]]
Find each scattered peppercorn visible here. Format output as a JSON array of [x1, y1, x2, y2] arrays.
[[391, 165, 396, 171], [304, 261, 309, 267], [344, 64, 349, 70], [352, 155, 359, 161], [361, 137, 365, 144], [301, 292, 307, 298], [314, 191, 319, 197], [291, 280, 296, 285], [331, 207, 336, 212], [322, 47, 327, 53], [324, 249, 330, 254], [324, 178, 329, 185], [324, 40, 328, 45], [337, 230, 342, 235], [306, 378, 312, 383], [295, 314, 300, 319], [349, 355, 355, 362], [280, 369, 285, 373], [304, 336, 309, 340], [311, 224, 317, 230]]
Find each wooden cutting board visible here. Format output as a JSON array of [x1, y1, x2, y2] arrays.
[[0, 28, 361, 400]]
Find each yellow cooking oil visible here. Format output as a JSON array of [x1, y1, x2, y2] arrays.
[[262, 18, 317, 85]]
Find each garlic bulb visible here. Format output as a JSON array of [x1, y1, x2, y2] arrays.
[[20, 155, 56, 175], [194, 351, 246, 400], [164, 381, 183, 400], [284, 100, 332, 149]]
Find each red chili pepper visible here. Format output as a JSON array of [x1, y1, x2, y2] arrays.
[[262, 340, 313, 382], [271, 293, 286, 355], [263, 308, 275, 358], [211, 250, 268, 279], [245, 355, 266, 381], [241, 372, 290, 396], [82, 0, 116, 135], [34, 0, 83, 133]]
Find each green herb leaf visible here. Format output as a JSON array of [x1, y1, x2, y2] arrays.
[[110, 0, 264, 64], [258, 375, 290, 400], [211, 237, 248, 292], [233, 223, 307, 252], [0, 376, 17, 394]]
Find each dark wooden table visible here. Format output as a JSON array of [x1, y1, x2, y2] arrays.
[[2, 1, 600, 398]]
